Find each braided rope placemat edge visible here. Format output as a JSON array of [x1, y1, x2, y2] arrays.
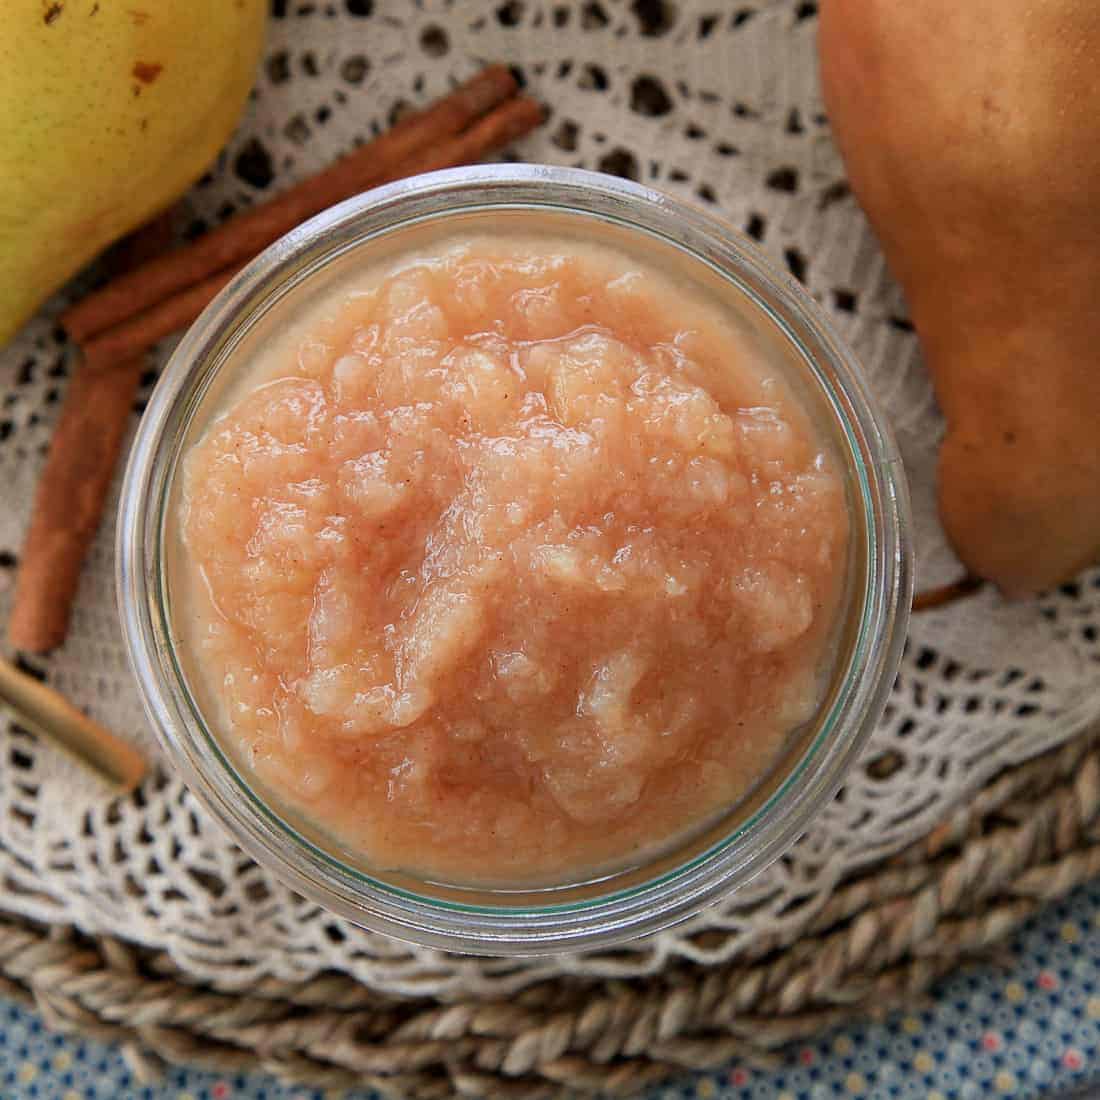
[[1, 727, 1098, 1098]]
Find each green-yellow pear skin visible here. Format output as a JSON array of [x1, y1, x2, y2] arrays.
[[0, 0, 267, 347]]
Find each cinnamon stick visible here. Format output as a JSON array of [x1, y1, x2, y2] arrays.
[[80, 95, 545, 373], [8, 217, 174, 654], [370, 92, 544, 185], [63, 65, 519, 344], [82, 266, 240, 374]]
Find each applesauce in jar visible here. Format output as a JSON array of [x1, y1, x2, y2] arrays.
[[178, 233, 850, 886]]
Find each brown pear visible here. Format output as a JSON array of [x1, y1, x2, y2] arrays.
[[819, 0, 1100, 596]]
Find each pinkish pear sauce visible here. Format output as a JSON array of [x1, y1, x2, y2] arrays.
[[178, 234, 850, 885]]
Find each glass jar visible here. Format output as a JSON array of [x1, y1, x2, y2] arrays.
[[117, 165, 912, 955]]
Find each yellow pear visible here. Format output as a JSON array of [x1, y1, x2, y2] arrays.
[[0, 0, 267, 346]]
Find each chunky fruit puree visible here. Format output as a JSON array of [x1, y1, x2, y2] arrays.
[[178, 234, 850, 884]]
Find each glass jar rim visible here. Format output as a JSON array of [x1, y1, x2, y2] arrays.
[[117, 164, 912, 955]]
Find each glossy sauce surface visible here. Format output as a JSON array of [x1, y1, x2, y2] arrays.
[[180, 235, 850, 884]]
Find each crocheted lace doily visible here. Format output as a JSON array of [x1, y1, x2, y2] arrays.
[[2, 0, 1098, 998]]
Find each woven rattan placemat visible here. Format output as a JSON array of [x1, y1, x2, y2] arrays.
[[2, 728, 1096, 1097]]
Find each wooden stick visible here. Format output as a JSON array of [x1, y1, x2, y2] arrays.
[[80, 95, 545, 373], [8, 217, 173, 653], [62, 65, 519, 343], [0, 657, 146, 792]]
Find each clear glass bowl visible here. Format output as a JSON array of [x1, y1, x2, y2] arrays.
[[117, 165, 912, 955]]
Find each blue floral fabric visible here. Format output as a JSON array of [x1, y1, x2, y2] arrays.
[[3, 880, 1100, 1100]]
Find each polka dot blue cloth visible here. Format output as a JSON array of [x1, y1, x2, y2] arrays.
[[3, 880, 1100, 1100]]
